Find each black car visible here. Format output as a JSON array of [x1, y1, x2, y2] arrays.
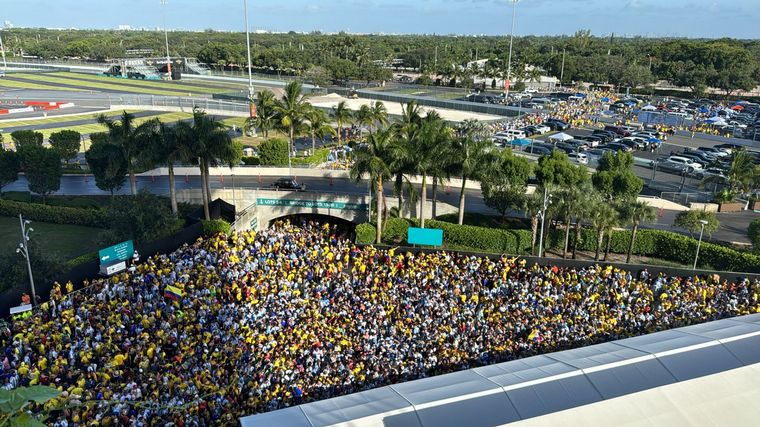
[[271, 178, 306, 191], [522, 126, 538, 136], [592, 130, 616, 142], [545, 119, 570, 131]]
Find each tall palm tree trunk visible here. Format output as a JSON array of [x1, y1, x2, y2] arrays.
[[595, 228, 604, 261], [563, 217, 571, 259], [458, 177, 467, 225], [199, 160, 210, 221], [572, 220, 582, 259], [129, 170, 137, 195], [604, 230, 613, 261], [626, 225, 638, 264], [375, 177, 384, 244], [204, 164, 212, 210], [311, 132, 316, 156], [396, 174, 403, 218], [168, 163, 178, 215], [531, 215, 539, 255], [431, 180, 438, 219], [420, 174, 427, 228], [337, 120, 342, 146]]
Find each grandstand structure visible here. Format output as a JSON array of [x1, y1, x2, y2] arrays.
[[102, 57, 210, 80], [240, 314, 760, 427]]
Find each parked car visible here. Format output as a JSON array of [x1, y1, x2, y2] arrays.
[[545, 119, 570, 131], [523, 144, 552, 156], [696, 146, 730, 158], [602, 143, 633, 153], [621, 137, 648, 150], [591, 130, 616, 142], [652, 158, 690, 174], [577, 135, 602, 147], [714, 143, 744, 153], [271, 178, 306, 191], [667, 156, 703, 171], [535, 124, 551, 134], [567, 152, 589, 165], [604, 125, 631, 137]]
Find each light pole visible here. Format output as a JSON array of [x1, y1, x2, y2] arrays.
[[0, 27, 7, 70], [16, 214, 36, 306], [243, 0, 257, 137], [693, 219, 709, 270], [505, 0, 519, 101], [160, 0, 171, 77], [537, 186, 550, 258]]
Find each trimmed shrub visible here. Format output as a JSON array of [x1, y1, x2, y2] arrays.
[[748, 219, 760, 250], [202, 219, 231, 236], [0, 199, 109, 228], [241, 156, 261, 166], [355, 223, 376, 244], [258, 138, 289, 166]]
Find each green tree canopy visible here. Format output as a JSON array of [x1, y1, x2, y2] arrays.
[[85, 140, 128, 196], [49, 130, 82, 163]]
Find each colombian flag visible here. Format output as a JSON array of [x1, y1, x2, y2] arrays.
[[164, 285, 184, 301]]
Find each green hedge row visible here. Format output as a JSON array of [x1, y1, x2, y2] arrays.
[[356, 219, 760, 273], [202, 219, 231, 236], [0, 199, 109, 228]]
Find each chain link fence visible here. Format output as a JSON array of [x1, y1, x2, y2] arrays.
[[107, 94, 250, 115]]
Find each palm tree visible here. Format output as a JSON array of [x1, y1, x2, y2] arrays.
[[96, 110, 154, 195], [143, 120, 195, 215], [354, 104, 374, 139], [451, 119, 493, 224], [413, 115, 450, 228], [623, 200, 656, 264], [521, 190, 544, 255], [304, 107, 336, 156], [570, 184, 595, 260], [554, 186, 583, 259], [370, 101, 389, 131], [331, 100, 353, 145], [724, 149, 757, 195], [399, 100, 423, 128], [245, 89, 278, 138], [350, 128, 394, 244], [188, 108, 241, 220], [590, 201, 619, 261], [275, 82, 310, 158]]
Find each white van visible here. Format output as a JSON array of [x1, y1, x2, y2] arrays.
[[500, 129, 527, 140]]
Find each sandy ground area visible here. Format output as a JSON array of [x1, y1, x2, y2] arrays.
[[310, 93, 501, 122]]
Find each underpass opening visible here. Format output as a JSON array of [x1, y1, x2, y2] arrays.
[[269, 213, 357, 240]]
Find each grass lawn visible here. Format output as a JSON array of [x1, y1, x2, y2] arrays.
[[56, 72, 242, 95], [35, 112, 193, 138], [0, 215, 104, 260], [0, 78, 83, 91], [9, 73, 200, 97], [0, 109, 144, 128]]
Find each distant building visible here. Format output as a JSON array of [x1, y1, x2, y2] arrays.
[[3, 21, 13, 29], [117, 25, 133, 31]]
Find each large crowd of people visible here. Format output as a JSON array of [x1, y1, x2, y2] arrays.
[[2, 220, 760, 425]]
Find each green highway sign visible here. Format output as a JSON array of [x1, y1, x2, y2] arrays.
[[99, 240, 134, 265], [257, 198, 367, 211]]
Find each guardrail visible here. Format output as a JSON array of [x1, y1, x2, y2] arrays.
[[108, 94, 250, 115]]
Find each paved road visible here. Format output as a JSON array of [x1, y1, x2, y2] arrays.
[[0, 110, 164, 132], [5, 174, 756, 244]]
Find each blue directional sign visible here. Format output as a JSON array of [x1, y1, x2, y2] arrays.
[[98, 240, 134, 265], [407, 228, 444, 247]]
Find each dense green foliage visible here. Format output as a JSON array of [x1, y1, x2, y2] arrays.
[[16, 146, 62, 202], [257, 138, 290, 166], [592, 151, 644, 201], [48, 130, 82, 163], [673, 210, 720, 238], [10, 130, 43, 148], [356, 219, 760, 272], [5, 29, 760, 91], [85, 140, 128, 196], [0, 200, 109, 227], [100, 191, 184, 243], [748, 219, 760, 251], [0, 149, 21, 197], [202, 219, 232, 236], [0, 244, 65, 294]]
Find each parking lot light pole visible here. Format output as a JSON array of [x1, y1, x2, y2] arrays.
[[160, 0, 171, 76], [16, 214, 36, 307], [537, 186, 550, 258], [505, 0, 519, 101], [244, 0, 255, 103], [0, 29, 7, 70], [693, 219, 709, 270]]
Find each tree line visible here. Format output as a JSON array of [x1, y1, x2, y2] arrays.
[[4, 29, 760, 94]]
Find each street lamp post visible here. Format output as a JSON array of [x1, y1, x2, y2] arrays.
[[243, 0, 255, 103], [16, 214, 36, 306], [693, 219, 709, 270], [160, 0, 171, 77], [505, 0, 519, 101], [537, 186, 550, 258], [0, 28, 7, 70]]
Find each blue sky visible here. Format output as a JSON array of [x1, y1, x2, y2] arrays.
[[2, 0, 757, 38]]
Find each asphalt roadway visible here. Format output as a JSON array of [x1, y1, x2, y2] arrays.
[[4, 173, 756, 244]]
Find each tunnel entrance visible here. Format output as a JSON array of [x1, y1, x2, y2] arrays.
[[268, 214, 357, 240]]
